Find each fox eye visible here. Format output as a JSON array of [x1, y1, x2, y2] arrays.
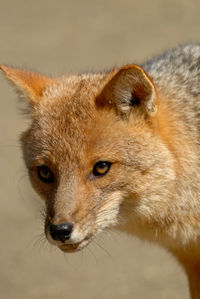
[[37, 165, 54, 184], [93, 161, 112, 177]]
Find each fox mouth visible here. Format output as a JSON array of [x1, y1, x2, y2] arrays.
[[45, 228, 94, 253], [58, 236, 92, 253]]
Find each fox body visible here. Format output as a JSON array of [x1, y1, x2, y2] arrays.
[[1, 43, 200, 298]]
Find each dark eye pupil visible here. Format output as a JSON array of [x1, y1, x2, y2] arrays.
[[93, 161, 111, 177], [98, 162, 106, 168], [37, 165, 54, 183]]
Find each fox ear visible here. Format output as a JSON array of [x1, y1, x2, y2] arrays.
[[0, 65, 54, 105], [96, 65, 157, 116]]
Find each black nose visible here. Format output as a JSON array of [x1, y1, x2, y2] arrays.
[[49, 222, 73, 242]]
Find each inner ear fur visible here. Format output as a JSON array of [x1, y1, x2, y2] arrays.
[[96, 65, 157, 116], [0, 64, 54, 105]]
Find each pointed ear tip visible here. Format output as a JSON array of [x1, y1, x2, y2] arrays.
[[121, 64, 155, 85], [122, 64, 143, 69], [121, 64, 139, 70], [0, 64, 6, 72], [0, 64, 23, 74], [120, 64, 150, 77], [0, 64, 11, 75]]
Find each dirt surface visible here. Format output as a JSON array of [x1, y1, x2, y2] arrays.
[[1, 1, 199, 298]]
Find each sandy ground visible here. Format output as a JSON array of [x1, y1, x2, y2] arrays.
[[1, 0, 200, 298]]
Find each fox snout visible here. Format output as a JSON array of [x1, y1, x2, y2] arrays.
[[44, 189, 123, 252], [46, 217, 95, 252]]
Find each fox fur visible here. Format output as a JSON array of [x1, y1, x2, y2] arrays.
[[1, 43, 200, 298]]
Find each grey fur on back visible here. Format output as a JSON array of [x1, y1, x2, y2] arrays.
[[142, 43, 200, 98], [142, 43, 200, 134]]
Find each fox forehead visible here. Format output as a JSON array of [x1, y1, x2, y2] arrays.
[[42, 71, 117, 100], [27, 106, 128, 166], [32, 70, 118, 146], [23, 71, 130, 167]]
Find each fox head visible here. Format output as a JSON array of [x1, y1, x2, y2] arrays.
[[0, 64, 176, 252]]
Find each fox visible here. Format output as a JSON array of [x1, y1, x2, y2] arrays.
[[1, 43, 200, 298]]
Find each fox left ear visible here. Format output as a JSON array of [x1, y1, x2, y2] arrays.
[[0, 65, 54, 105], [96, 65, 157, 116]]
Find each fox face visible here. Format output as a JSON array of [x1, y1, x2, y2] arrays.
[[0, 65, 176, 252]]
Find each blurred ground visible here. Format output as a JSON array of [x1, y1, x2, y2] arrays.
[[1, 0, 199, 298]]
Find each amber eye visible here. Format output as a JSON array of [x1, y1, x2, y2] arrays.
[[93, 161, 112, 177], [37, 165, 54, 184]]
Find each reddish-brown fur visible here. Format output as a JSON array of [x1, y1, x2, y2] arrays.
[[1, 45, 200, 298]]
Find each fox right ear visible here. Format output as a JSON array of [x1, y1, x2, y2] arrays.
[[0, 65, 54, 105], [96, 65, 157, 117]]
